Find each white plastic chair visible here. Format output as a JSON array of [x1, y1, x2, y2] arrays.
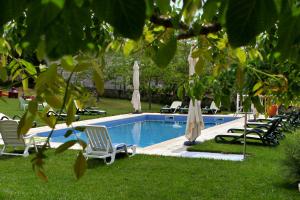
[[18, 97, 29, 111], [83, 125, 136, 164], [160, 101, 182, 113], [0, 120, 37, 157]]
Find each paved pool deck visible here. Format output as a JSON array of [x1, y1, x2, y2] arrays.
[[2, 113, 249, 161]]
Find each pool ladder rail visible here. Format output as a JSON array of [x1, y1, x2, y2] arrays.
[[214, 117, 224, 125], [165, 115, 175, 121]]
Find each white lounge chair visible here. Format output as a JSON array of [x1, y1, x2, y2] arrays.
[[160, 101, 182, 113], [83, 125, 136, 165], [0, 120, 37, 157], [0, 112, 37, 127], [19, 97, 29, 111], [74, 100, 106, 115]]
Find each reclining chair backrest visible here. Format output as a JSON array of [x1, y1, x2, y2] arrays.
[[170, 101, 182, 109], [84, 125, 114, 154], [0, 120, 25, 146], [265, 118, 281, 136]]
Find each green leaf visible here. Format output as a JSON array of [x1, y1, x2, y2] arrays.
[[74, 57, 92, 72], [74, 151, 87, 179], [195, 56, 205, 75], [61, 55, 75, 71], [39, 112, 56, 128], [45, 93, 62, 109], [226, 0, 278, 47], [22, 74, 28, 92], [74, 126, 85, 132], [17, 111, 35, 136], [15, 44, 22, 56], [145, 0, 154, 17], [93, 68, 104, 94], [153, 34, 177, 68], [251, 96, 264, 113], [277, 15, 300, 63], [183, 0, 202, 24], [45, 0, 65, 9], [26, 1, 90, 58], [64, 129, 73, 138], [177, 85, 184, 99], [55, 140, 77, 154], [202, 0, 221, 21], [235, 48, 247, 63], [156, 0, 171, 13], [77, 139, 87, 150], [0, 0, 28, 26], [19, 59, 37, 75], [236, 64, 244, 91], [66, 100, 76, 126], [28, 100, 38, 114], [0, 67, 8, 81], [252, 81, 263, 92], [36, 39, 46, 61], [123, 40, 136, 56], [92, 0, 146, 39]]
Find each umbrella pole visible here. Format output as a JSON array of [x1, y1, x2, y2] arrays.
[[243, 112, 247, 160]]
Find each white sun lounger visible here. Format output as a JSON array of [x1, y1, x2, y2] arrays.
[[83, 125, 136, 165], [0, 120, 37, 157], [160, 101, 182, 113]]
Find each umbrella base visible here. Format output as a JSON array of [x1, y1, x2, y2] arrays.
[[132, 111, 142, 114], [184, 140, 200, 146]]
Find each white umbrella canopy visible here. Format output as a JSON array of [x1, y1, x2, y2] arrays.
[[131, 61, 141, 112], [185, 48, 205, 143]]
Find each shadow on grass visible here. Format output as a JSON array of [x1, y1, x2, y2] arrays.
[[275, 181, 298, 190], [0, 148, 37, 160], [87, 153, 129, 169]]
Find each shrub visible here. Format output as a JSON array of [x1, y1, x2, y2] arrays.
[[282, 132, 300, 183]]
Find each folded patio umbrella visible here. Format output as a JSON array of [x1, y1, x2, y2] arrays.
[[131, 61, 141, 113], [185, 48, 205, 143]]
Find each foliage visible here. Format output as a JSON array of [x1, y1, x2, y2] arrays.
[[282, 132, 300, 183], [0, 0, 299, 179]]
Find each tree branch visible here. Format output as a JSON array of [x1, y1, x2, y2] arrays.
[[150, 14, 222, 40], [177, 23, 222, 40], [150, 15, 189, 30]]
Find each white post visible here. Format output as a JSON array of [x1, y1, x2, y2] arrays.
[[243, 112, 247, 160]]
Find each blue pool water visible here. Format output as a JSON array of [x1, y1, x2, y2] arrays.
[[37, 115, 237, 147]]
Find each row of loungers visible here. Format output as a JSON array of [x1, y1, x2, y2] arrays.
[[214, 111, 300, 146], [47, 100, 106, 121], [160, 101, 219, 114]]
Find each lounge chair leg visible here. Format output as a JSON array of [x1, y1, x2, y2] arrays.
[[0, 145, 5, 155], [105, 153, 116, 165], [129, 146, 136, 157], [23, 145, 30, 157]]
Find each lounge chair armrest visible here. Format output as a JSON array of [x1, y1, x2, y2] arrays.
[[1, 116, 9, 120], [23, 133, 36, 139], [12, 115, 22, 120]]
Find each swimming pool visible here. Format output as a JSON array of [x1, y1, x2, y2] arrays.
[[37, 115, 238, 147]]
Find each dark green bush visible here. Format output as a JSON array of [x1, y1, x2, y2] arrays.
[[283, 132, 300, 183]]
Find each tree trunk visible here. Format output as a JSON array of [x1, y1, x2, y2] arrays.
[[148, 78, 152, 110]]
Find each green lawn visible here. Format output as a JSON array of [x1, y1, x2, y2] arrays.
[[0, 97, 163, 125], [0, 132, 299, 199]]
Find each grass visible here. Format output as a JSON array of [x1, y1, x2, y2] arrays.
[[0, 132, 299, 199], [0, 97, 163, 125]]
